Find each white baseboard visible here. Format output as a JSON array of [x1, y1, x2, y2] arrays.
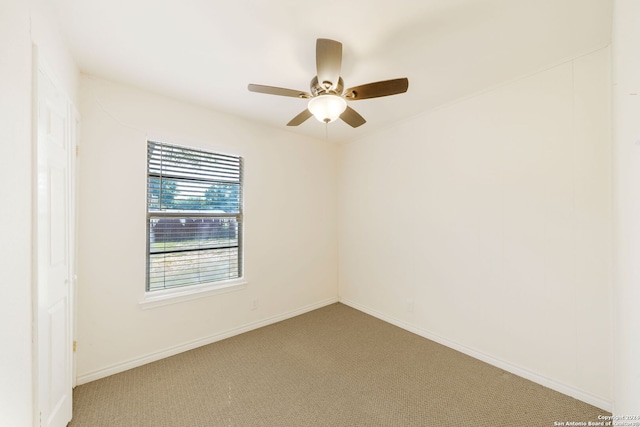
[[76, 297, 339, 385], [339, 298, 613, 412]]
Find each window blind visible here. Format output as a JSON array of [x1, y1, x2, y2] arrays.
[[147, 141, 243, 292]]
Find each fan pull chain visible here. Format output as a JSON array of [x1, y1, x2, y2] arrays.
[[325, 122, 328, 141]]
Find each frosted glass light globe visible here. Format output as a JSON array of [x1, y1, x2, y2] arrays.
[[308, 94, 347, 123]]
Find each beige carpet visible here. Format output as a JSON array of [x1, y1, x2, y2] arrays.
[[70, 303, 608, 426]]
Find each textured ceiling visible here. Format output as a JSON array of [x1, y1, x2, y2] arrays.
[[50, 0, 611, 142]]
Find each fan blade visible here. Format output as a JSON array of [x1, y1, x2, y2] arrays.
[[316, 38, 342, 90], [287, 109, 313, 126], [340, 106, 366, 128], [248, 84, 310, 98], [345, 78, 409, 100]]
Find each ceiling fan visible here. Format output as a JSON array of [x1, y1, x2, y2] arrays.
[[248, 38, 409, 128]]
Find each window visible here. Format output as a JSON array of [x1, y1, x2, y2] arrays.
[[147, 141, 243, 292]]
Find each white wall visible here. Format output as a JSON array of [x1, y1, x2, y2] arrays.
[[612, 0, 640, 415], [0, 3, 35, 424], [76, 76, 338, 382], [338, 47, 612, 410], [0, 1, 78, 426]]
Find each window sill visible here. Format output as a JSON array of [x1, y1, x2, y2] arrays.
[[139, 278, 248, 310]]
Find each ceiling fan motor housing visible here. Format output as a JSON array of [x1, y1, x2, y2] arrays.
[[311, 76, 344, 97]]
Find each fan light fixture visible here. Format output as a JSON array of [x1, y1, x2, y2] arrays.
[[248, 38, 409, 128], [308, 94, 347, 123]]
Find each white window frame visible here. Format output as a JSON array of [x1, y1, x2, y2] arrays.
[[140, 141, 246, 309]]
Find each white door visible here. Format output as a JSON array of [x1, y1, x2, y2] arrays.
[[35, 56, 75, 427]]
